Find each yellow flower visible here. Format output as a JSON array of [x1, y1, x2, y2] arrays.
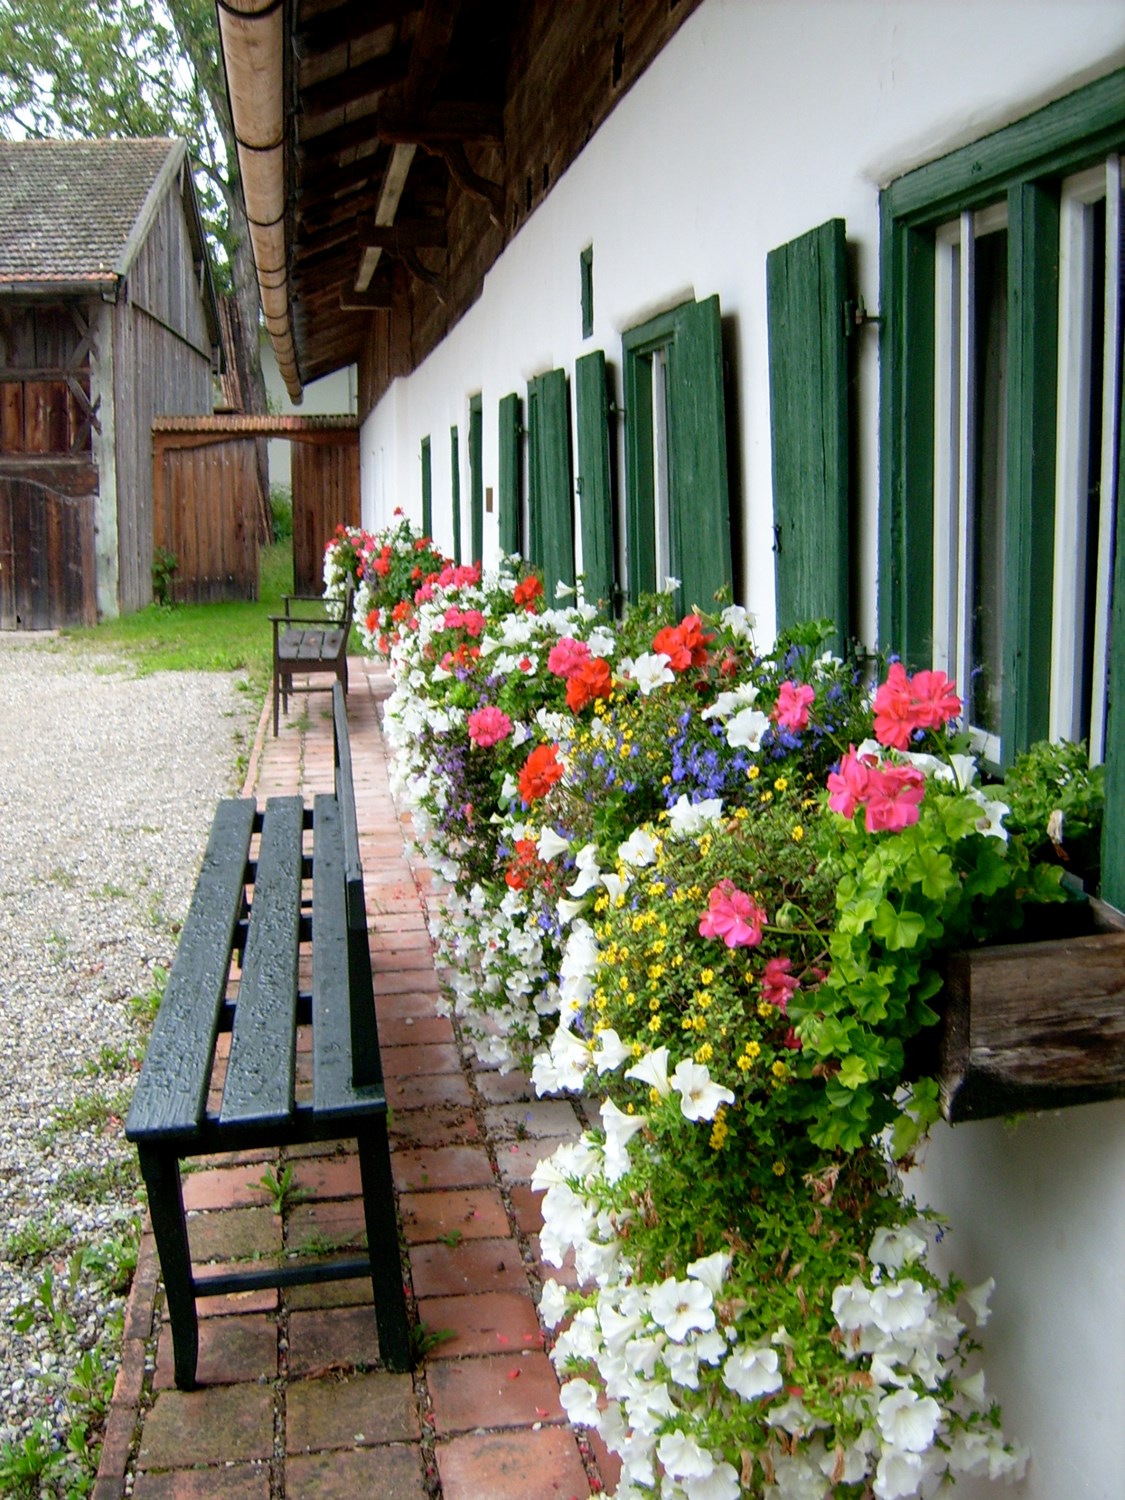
[[771, 1060, 789, 1079], [692, 1014, 707, 1033], [700, 968, 715, 986], [791, 825, 805, 842], [648, 1015, 662, 1033], [743, 1040, 761, 1059], [748, 765, 761, 780], [709, 1108, 729, 1151], [649, 996, 661, 1012], [757, 1000, 775, 1018], [697, 991, 712, 1009], [759, 790, 774, 804], [774, 776, 789, 792], [772, 1159, 786, 1176], [695, 1042, 713, 1063], [736, 1054, 754, 1072]]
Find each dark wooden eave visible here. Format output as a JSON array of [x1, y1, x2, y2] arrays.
[[221, 0, 705, 400]]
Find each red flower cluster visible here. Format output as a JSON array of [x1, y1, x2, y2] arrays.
[[652, 615, 714, 672], [505, 838, 542, 890], [872, 663, 961, 750], [771, 680, 815, 732], [513, 575, 544, 611], [518, 744, 564, 803], [565, 657, 613, 713]]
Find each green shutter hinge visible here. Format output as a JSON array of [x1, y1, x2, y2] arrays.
[[845, 297, 881, 337], [608, 400, 625, 417]]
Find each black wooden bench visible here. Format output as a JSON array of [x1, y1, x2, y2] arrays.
[[270, 583, 354, 736], [125, 684, 411, 1389]]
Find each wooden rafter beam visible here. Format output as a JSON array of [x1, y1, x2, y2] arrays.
[[299, 48, 410, 122], [298, 116, 383, 169], [355, 218, 447, 251], [339, 286, 394, 311], [292, 0, 421, 61], [297, 151, 384, 209], [372, 100, 503, 145]]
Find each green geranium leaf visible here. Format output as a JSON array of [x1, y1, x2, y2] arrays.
[[873, 901, 927, 951]]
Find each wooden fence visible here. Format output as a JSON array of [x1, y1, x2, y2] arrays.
[[153, 416, 359, 605]]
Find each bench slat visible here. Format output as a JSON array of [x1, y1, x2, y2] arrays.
[[311, 792, 364, 1112], [126, 799, 257, 1142], [220, 796, 304, 1126]]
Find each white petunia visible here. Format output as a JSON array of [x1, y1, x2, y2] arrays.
[[587, 626, 618, 657], [559, 1377, 601, 1427], [660, 575, 681, 595], [682, 1461, 741, 1500], [671, 1059, 735, 1122], [617, 826, 658, 868], [592, 1028, 633, 1074], [656, 1429, 714, 1480], [567, 843, 603, 897], [624, 1046, 671, 1097], [537, 826, 571, 861], [967, 790, 1009, 841], [648, 1277, 715, 1341], [701, 683, 758, 721], [686, 1249, 731, 1295], [869, 1278, 931, 1335], [724, 705, 771, 750], [626, 651, 676, 695], [722, 1341, 783, 1399], [538, 1277, 568, 1329], [665, 794, 724, 837], [876, 1387, 941, 1453], [869, 1225, 928, 1272], [720, 603, 755, 639], [555, 896, 586, 924], [873, 1448, 926, 1500], [964, 1276, 996, 1326], [600, 1098, 647, 1183]]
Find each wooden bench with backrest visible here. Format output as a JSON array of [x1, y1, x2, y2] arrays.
[[125, 684, 410, 1389], [271, 582, 354, 736]]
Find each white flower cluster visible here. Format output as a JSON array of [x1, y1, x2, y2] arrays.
[[535, 1135, 1028, 1500]]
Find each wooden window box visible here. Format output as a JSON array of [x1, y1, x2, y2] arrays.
[[935, 897, 1125, 1122]]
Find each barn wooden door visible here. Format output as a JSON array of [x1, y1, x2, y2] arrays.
[[0, 476, 97, 629]]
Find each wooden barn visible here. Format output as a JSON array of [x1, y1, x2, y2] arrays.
[[0, 137, 221, 629]]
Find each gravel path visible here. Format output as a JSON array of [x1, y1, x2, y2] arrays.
[[0, 634, 260, 1476]]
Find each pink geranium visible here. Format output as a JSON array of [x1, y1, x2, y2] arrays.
[[827, 746, 875, 818], [547, 637, 591, 679], [862, 763, 926, 834], [698, 881, 766, 949], [873, 662, 962, 749], [467, 705, 513, 748], [771, 680, 816, 732]]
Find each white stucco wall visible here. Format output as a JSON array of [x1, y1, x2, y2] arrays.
[[358, 4, 1125, 1495]]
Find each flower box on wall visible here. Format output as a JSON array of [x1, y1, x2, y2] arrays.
[[937, 897, 1125, 1122]]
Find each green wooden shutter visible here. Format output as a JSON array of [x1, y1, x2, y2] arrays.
[[420, 435, 432, 539], [498, 393, 521, 556], [1100, 366, 1125, 912], [469, 394, 484, 564], [575, 349, 615, 613], [1001, 180, 1060, 763], [528, 369, 575, 605], [766, 218, 850, 653], [526, 381, 544, 571], [450, 425, 461, 564], [667, 294, 733, 617], [622, 323, 661, 603]]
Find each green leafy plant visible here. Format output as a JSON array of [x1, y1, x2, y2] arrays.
[[410, 1321, 457, 1358], [0, 1421, 66, 1498], [151, 546, 179, 607], [258, 1162, 309, 1215]]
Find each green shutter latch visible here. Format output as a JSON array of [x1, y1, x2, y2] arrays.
[[844, 296, 881, 337]]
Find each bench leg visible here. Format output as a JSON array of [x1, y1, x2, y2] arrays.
[[273, 665, 280, 737], [138, 1146, 199, 1390], [356, 1119, 412, 1371]]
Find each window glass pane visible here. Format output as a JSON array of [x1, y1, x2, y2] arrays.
[[968, 226, 1008, 738]]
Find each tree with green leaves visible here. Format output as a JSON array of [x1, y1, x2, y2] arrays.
[[0, 0, 266, 412]]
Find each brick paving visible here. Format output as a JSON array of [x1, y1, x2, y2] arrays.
[[93, 658, 615, 1500]]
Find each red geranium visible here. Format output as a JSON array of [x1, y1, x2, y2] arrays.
[[565, 657, 613, 712], [518, 744, 564, 803], [653, 615, 714, 672]]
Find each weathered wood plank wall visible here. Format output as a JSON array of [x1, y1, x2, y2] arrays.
[[291, 434, 360, 592], [113, 181, 215, 614]]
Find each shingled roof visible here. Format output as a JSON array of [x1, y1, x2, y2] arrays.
[[0, 137, 191, 288]]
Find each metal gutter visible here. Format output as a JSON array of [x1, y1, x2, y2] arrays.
[[217, 0, 303, 402]]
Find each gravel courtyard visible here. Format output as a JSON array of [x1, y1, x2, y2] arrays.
[[0, 634, 259, 1469]]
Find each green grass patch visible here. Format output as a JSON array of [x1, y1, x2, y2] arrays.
[[59, 540, 296, 695]]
